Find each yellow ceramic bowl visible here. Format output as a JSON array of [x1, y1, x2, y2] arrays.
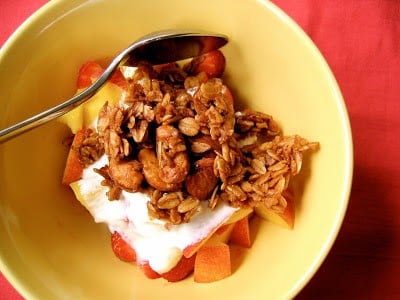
[[0, 0, 353, 299]]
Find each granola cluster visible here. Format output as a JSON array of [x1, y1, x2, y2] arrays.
[[77, 62, 318, 224]]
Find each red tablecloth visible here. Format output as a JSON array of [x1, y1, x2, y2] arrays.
[[1, 0, 399, 299]]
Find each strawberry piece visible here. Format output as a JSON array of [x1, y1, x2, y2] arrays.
[[187, 50, 226, 78], [138, 262, 161, 279], [76, 61, 128, 90], [109, 69, 128, 90], [76, 61, 104, 89], [111, 232, 136, 262], [215, 224, 232, 236], [161, 254, 196, 282]]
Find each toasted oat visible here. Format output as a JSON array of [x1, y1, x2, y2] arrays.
[[178, 197, 200, 213], [77, 129, 104, 166], [178, 117, 200, 136], [75, 61, 319, 223]]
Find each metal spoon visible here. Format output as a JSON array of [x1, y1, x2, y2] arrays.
[[0, 30, 228, 142]]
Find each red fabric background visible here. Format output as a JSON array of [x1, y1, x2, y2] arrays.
[[1, 0, 399, 299]]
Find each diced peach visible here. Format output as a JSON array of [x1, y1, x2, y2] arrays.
[[62, 128, 91, 185], [194, 242, 231, 283], [138, 262, 161, 279], [183, 238, 209, 259], [229, 216, 251, 248], [215, 223, 233, 236], [182, 208, 251, 258], [224, 207, 253, 225], [161, 255, 196, 282], [61, 61, 129, 133], [206, 223, 236, 246], [254, 191, 295, 229]]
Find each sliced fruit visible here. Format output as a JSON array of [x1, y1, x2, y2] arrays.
[[182, 207, 250, 258], [207, 222, 235, 245], [161, 255, 197, 282], [62, 128, 90, 185], [187, 50, 226, 78], [111, 232, 136, 262], [138, 262, 161, 279], [59, 61, 128, 132], [214, 223, 234, 237], [68, 159, 109, 211], [224, 207, 253, 225], [76, 61, 104, 89], [76, 61, 128, 90], [229, 216, 252, 248], [254, 191, 295, 229], [194, 242, 231, 283]]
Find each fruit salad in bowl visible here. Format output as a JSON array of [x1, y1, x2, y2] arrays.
[[60, 50, 318, 283], [0, 0, 354, 298]]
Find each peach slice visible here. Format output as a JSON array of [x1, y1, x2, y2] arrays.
[[229, 216, 252, 248], [215, 223, 235, 238], [59, 61, 128, 133], [194, 242, 231, 283], [62, 128, 91, 185], [205, 222, 236, 246], [182, 207, 252, 258], [224, 206, 253, 225], [254, 192, 295, 229]]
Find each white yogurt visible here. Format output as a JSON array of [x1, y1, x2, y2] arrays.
[[74, 155, 237, 274]]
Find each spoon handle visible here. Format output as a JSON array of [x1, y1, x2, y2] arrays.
[[0, 75, 109, 143], [0, 30, 228, 143]]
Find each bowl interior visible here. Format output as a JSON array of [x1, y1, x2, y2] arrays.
[[0, 0, 352, 299]]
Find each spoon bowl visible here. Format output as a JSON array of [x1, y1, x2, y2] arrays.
[[0, 30, 227, 142]]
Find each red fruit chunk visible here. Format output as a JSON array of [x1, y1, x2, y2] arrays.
[[76, 61, 104, 89], [109, 69, 128, 90], [188, 50, 226, 78], [215, 224, 232, 236], [138, 262, 161, 279], [229, 216, 252, 248], [111, 232, 136, 263], [76, 61, 128, 90], [161, 255, 196, 282]]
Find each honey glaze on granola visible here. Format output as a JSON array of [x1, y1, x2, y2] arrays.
[[79, 62, 318, 219], [67, 54, 318, 274]]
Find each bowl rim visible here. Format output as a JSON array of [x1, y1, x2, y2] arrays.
[[264, 1, 353, 296], [265, 1, 353, 296], [0, 0, 354, 299]]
